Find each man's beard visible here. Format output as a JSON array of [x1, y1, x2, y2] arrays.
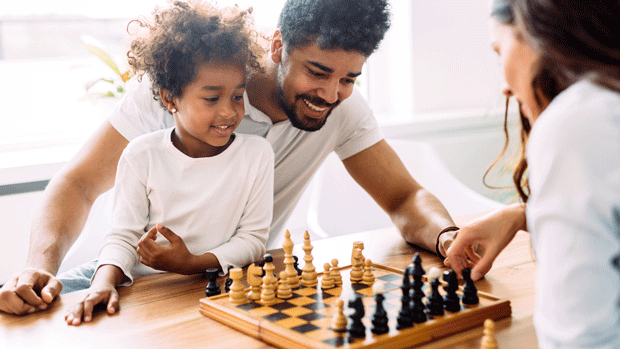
[[276, 79, 339, 132]]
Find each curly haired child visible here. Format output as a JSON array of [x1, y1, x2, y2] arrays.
[[64, 0, 274, 325]]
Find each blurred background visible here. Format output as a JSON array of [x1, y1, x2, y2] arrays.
[[0, 0, 522, 282]]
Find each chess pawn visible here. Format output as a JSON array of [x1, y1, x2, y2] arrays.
[[261, 255, 277, 304], [361, 259, 375, 285], [321, 263, 335, 289], [480, 319, 498, 349], [228, 268, 246, 304], [370, 283, 389, 335], [462, 268, 480, 305], [300, 231, 318, 287], [330, 259, 343, 286], [277, 271, 293, 299], [350, 247, 364, 282], [331, 299, 347, 332], [443, 269, 461, 312]]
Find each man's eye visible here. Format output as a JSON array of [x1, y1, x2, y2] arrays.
[[233, 94, 244, 101], [309, 69, 325, 77], [204, 97, 219, 102]]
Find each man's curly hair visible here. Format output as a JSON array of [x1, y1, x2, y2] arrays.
[[277, 0, 391, 57], [127, 0, 264, 108]]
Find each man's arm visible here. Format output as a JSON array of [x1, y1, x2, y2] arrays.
[[341, 140, 455, 253], [0, 121, 128, 315]]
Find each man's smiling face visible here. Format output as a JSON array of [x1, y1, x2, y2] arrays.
[[274, 41, 367, 131]]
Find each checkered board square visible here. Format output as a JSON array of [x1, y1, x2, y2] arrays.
[[199, 263, 511, 349]]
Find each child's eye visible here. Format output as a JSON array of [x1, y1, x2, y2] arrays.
[[204, 97, 219, 102], [342, 78, 355, 85], [233, 95, 244, 101]]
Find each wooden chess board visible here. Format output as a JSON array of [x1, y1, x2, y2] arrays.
[[199, 263, 511, 349]]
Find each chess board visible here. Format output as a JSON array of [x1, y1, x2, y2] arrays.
[[199, 263, 511, 349]]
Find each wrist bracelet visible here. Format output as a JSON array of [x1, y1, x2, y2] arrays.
[[435, 226, 460, 260]]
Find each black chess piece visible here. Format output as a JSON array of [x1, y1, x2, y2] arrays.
[[371, 292, 389, 335], [443, 270, 461, 312], [258, 259, 266, 277], [293, 255, 302, 276], [425, 276, 444, 316], [461, 268, 479, 305], [205, 268, 221, 297], [347, 297, 366, 338], [396, 267, 413, 329], [409, 253, 426, 301], [224, 265, 233, 293]]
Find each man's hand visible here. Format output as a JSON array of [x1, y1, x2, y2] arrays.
[[64, 283, 119, 325], [0, 268, 62, 315], [137, 224, 195, 274]]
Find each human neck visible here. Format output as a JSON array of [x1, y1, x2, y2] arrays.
[[246, 58, 289, 124]]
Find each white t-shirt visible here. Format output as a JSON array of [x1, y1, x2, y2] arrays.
[[98, 129, 274, 283], [526, 80, 620, 349], [108, 76, 384, 249]]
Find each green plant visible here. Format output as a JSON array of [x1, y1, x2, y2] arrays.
[[81, 35, 134, 99]]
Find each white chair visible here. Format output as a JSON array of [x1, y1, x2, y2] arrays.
[[302, 139, 504, 238]]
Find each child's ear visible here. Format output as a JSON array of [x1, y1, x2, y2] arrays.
[[270, 30, 284, 64], [159, 89, 177, 113]]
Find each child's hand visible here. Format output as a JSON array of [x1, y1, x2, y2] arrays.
[[64, 283, 119, 326], [137, 223, 195, 274]]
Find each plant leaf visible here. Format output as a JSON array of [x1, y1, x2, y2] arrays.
[[81, 35, 122, 77]]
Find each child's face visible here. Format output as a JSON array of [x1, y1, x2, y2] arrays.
[[171, 62, 246, 156]]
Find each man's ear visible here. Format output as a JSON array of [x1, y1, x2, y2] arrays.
[[159, 89, 177, 113], [270, 30, 284, 64]]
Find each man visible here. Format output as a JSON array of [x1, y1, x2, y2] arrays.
[[0, 0, 457, 315]]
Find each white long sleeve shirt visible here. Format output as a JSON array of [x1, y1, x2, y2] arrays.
[[526, 80, 620, 349], [98, 129, 274, 283]]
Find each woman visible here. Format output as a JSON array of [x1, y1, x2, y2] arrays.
[[446, 0, 620, 347]]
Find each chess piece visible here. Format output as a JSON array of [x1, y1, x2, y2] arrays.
[[443, 269, 461, 312], [205, 268, 221, 297], [261, 254, 277, 304], [246, 263, 262, 301], [396, 267, 413, 329], [330, 259, 343, 286], [351, 241, 365, 265], [300, 231, 318, 287], [347, 296, 366, 338], [409, 253, 427, 323], [293, 255, 302, 276], [425, 267, 444, 316], [361, 259, 375, 285], [321, 263, 335, 289], [350, 247, 364, 282], [282, 230, 300, 289], [370, 283, 389, 335], [409, 252, 425, 301], [480, 319, 498, 349], [462, 268, 480, 305], [228, 267, 246, 303], [277, 271, 293, 299], [331, 299, 347, 332], [224, 265, 233, 293]]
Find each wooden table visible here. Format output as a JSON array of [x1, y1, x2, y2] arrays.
[[1, 216, 538, 349]]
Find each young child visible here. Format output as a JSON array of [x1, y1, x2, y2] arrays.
[[64, 0, 273, 325], [447, 0, 620, 347]]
